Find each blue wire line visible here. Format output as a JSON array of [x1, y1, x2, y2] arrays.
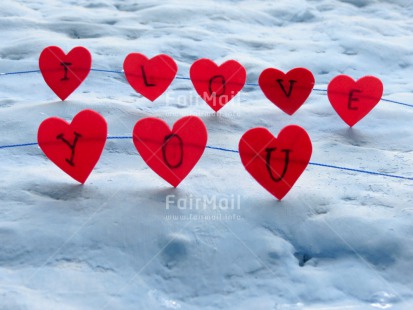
[[207, 145, 413, 181], [0, 69, 41, 76], [245, 82, 259, 87], [206, 145, 239, 153], [107, 136, 132, 140], [175, 76, 191, 81], [307, 162, 413, 181], [380, 98, 413, 108], [90, 68, 123, 74], [0, 138, 411, 181], [0, 68, 412, 108], [313, 88, 328, 93], [0, 142, 38, 149]]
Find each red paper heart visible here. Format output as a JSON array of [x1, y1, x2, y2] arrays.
[[39, 46, 92, 101], [133, 116, 207, 187], [327, 75, 383, 127], [190, 59, 246, 112], [259, 67, 315, 115], [123, 53, 178, 101], [38, 109, 107, 184], [239, 125, 312, 200]]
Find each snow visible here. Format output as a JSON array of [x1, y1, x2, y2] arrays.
[[0, 0, 413, 309]]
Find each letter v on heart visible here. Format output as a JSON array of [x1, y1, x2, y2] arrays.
[[259, 67, 315, 115]]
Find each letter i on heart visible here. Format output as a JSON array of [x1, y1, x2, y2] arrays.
[[37, 109, 107, 183], [39, 46, 92, 100]]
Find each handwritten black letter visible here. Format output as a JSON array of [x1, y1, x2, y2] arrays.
[[162, 134, 184, 169], [265, 147, 291, 182], [56, 131, 82, 166]]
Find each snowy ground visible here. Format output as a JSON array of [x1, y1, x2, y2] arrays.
[[1, 0, 413, 309]]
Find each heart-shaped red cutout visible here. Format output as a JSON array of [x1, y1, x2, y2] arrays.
[[38, 109, 107, 184], [259, 67, 315, 115], [239, 125, 312, 200], [190, 59, 246, 112], [123, 53, 178, 101], [39, 46, 92, 101], [327, 75, 383, 127], [133, 116, 207, 187]]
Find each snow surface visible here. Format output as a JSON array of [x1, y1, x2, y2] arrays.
[[0, 0, 413, 309]]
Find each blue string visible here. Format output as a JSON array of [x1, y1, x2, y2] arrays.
[[0, 68, 412, 108], [0, 69, 41, 76], [307, 162, 413, 181], [313, 88, 328, 93], [175, 76, 191, 81], [207, 145, 413, 181], [379, 98, 413, 108], [0, 142, 38, 149], [107, 135, 132, 140], [0, 138, 411, 181], [90, 68, 123, 74], [206, 145, 239, 153], [245, 82, 259, 87]]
